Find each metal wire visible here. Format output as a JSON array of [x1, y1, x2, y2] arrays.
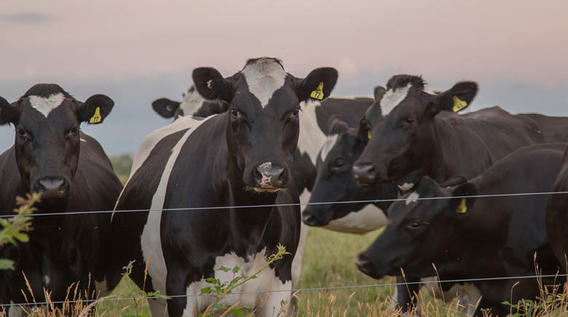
[[2, 273, 567, 307], [1, 190, 568, 219]]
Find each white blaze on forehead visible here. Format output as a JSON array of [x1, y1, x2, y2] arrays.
[[320, 134, 339, 161], [405, 191, 420, 205], [242, 59, 286, 107], [379, 83, 412, 116], [179, 88, 205, 117], [398, 182, 415, 191], [28, 93, 65, 117]]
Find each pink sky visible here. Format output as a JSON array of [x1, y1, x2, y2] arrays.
[[1, 0, 567, 86]]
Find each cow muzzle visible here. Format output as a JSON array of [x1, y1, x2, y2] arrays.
[[302, 207, 332, 226], [251, 162, 287, 193], [33, 177, 69, 199], [352, 162, 377, 186]]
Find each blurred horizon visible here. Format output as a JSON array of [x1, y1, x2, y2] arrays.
[[1, 0, 567, 155]]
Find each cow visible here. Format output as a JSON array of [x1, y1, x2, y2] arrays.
[[152, 86, 228, 120], [357, 143, 566, 316], [110, 57, 338, 316], [546, 147, 568, 271], [0, 84, 122, 314], [352, 74, 548, 191]]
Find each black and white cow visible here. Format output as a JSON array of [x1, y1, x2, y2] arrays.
[[110, 58, 338, 316], [152, 86, 228, 120], [357, 143, 566, 316], [353, 74, 549, 190], [0, 84, 122, 313]]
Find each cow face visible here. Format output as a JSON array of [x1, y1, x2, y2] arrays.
[[152, 86, 228, 120], [0, 84, 113, 204], [353, 75, 477, 188], [302, 103, 395, 226], [193, 58, 337, 193], [356, 176, 476, 279]]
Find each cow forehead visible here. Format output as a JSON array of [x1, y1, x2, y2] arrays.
[[28, 93, 66, 118], [241, 59, 287, 108], [379, 83, 412, 116], [179, 87, 205, 116]]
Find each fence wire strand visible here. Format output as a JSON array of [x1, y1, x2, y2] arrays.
[[1, 190, 568, 219], [2, 273, 567, 307]]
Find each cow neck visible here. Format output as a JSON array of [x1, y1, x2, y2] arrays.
[[220, 146, 277, 255], [298, 100, 326, 165]]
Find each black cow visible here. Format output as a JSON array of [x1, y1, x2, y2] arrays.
[[546, 147, 568, 270], [353, 74, 547, 190], [0, 84, 122, 313], [358, 143, 566, 316], [110, 58, 338, 316]]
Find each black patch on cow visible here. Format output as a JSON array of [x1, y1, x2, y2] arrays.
[[22, 83, 70, 98], [244, 57, 284, 70]]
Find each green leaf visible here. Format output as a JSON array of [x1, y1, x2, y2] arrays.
[[218, 266, 231, 272], [200, 287, 213, 294], [232, 265, 240, 273], [0, 259, 14, 270], [206, 277, 218, 284], [231, 308, 245, 316]]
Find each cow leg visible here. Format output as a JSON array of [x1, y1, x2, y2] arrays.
[[290, 221, 308, 286], [148, 298, 168, 317], [165, 266, 191, 317], [256, 279, 293, 317]]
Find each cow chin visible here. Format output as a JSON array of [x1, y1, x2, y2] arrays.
[[247, 186, 282, 194]]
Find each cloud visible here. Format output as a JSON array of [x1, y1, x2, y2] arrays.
[[0, 12, 51, 25]]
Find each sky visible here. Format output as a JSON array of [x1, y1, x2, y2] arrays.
[[1, 0, 567, 155]]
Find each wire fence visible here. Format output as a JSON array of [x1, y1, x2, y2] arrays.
[[1, 190, 568, 219], [2, 273, 567, 307]]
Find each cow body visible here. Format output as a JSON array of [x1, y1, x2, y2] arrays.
[[111, 58, 338, 316], [0, 84, 121, 313], [546, 147, 568, 269], [358, 143, 566, 316]]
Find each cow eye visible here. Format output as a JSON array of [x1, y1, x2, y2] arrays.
[[17, 127, 31, 141], [333, 157, 345, 168], [291, 107, 300, 117], [406, 221, 422, 230], [405, 117, 415, 124]]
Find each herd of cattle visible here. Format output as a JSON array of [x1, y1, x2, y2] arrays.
[[1, 57, 568, 316]]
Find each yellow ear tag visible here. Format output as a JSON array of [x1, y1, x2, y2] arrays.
[[452, 96, 468, 113], [456, 198, 468, 214], [310, 82, 324, 100], [367, 131, 371, 140], [89, 107, 102, 124]]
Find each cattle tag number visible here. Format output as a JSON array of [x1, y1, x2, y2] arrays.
[[89, 107, 102, 124], [310, 82, 325, 100], [452, 96, 468, 113], [456, 198, 468, 213]]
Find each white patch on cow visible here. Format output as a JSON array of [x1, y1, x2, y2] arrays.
[[113, 115, 212, 215], [80, 138, 86, 143], [423, 279, 481, 316], [28, 93, 65, 117], [325, 204, 388, 234], [183, 249, 292, 316], [398, 182, 415, 191], [242, 59, 286, 107], [291, 189, 311, 286], [140, 116, 214, 294], [43, 274, 50, 287], [405, 191, 420, 205], [179, 87, 206, 118], [319, 134, 339, 162], [379, 83, 411, 116], [8, 303, 24, 317], [298, 99, 326, 165], [206, 79, 213, 89]]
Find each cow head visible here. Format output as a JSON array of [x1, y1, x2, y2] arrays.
[[152, 85, 228, 120], [353, 75, 477, 189], [356, 176, 476, 279], [0, 84, 113, 204], [302, 95, 396, 227], [192, 58, 338, 193]]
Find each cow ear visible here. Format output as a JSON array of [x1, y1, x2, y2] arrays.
[[152, 98, 181, 119], [448, 182, 477, 215], [192, 68, 234, 102], [328, 118, 349, 135], [432, 81, 478, 115], [297, 67, 338, 102], [0, 96, 20, 125], [373, 86, 386, 101], [78, 94, 114, 125]]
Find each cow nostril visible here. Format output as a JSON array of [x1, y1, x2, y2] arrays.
[[356, 253, 374, 274], [35, 177, 67, 194], [352, 163, 376, 184]]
